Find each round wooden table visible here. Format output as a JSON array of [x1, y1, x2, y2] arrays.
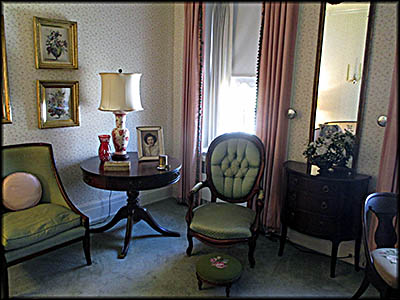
[[80, 152, 181, 259]]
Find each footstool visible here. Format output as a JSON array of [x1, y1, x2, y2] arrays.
[[195, 253, 243, 297]]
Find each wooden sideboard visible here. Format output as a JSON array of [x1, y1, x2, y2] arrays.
[[278, 160, 371, 278]]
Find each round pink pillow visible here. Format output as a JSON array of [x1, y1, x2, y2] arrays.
[[2, 172, 42, 211]]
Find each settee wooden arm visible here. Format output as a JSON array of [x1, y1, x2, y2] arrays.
[[185, 181, 208, 224]]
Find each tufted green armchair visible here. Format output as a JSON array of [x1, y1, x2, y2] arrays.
[[1, 143, 91, 299], [185, 132, 265, 268]]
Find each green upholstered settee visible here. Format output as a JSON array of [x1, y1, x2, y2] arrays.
[[185, 132, 265, 268], [1, 143, 91, 299]]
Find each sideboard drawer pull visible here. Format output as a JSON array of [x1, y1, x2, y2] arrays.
[[322, 185, 330, 193], [291, 177, 298, 185], [321, 201, 328, 210]]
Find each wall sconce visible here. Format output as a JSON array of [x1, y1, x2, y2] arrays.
[[99, 69, 143, 161], [346, 63, 362, 84]]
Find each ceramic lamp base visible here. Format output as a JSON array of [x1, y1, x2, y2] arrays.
[[112, 153, 129, 161], [111, 112, 130, 161]]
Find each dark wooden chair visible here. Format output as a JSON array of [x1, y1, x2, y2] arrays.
[[185, 132, 265, 268], [1, 143, 92, 299], [352, 192, 399, 299]]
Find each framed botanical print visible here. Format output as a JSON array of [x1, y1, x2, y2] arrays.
[[33, 16, 78, 69], [36, 80, 80, 129], [2, 15, 12, 124], [136, 126, 165, 161]]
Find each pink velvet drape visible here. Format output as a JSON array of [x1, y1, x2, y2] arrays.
[[376, 50, 398, 194], [255, 2, 299, 232], [177, 2, 205, 205]]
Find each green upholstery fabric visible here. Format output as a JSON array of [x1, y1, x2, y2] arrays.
[[2, 203, 82, 251], [196, 253, 243, 284], [210, 138, 260, 199], [190, 203, 256, 239], [2, 145, 70, 209], [4, 226, 86, 263]]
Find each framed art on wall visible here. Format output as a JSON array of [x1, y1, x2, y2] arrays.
[[136, 126, 165, 161], [33, 16, 78, 69], [36, 80, 79, 129], [2, 15, 12, 124]]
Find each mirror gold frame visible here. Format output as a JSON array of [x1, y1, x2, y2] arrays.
[[2, 14, 12, 124], [309, 2, 375, 169]]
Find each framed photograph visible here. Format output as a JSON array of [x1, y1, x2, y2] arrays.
[[136, 126, 165, 161], [33, 16, 78, 69], [36, 80, 79, 129], [2, 15, 12, 124]]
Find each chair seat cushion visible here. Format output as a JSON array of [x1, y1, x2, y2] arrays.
[[371, 248, 398, 288], [2, 203, 82, 251], [190, 202, 256, 239]]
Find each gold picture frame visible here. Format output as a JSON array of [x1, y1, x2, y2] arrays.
[[36, 80, 80, 129], [33, 16, 78, 69], [2, 15, 12, 124], [136, 126, 165, 161]]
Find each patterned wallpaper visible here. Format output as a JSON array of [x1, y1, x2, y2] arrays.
[[2, 3, 176, 220], [287, 3, 321, 164], [287, 2, 397, 192]]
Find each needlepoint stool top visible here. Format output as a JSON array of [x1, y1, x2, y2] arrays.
[[196, 253, 243, 285]]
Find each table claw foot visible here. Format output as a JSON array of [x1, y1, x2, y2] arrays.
[[136, 207, 180, 237]]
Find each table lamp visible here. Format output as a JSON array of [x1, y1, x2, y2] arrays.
[[99, 70, 143, 161]]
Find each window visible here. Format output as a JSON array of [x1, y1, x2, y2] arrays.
[[202, 3, 261, 151], [215, 76, 257, 136]]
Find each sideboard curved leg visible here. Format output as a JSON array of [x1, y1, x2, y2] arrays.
[[330, 240, 339, 278], [354, 236, 361, 271]]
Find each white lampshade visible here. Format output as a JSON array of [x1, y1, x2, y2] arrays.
[[99, 72, 143, 112]]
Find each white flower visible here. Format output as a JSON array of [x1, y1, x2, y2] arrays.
[[316, 145, 328, 155]]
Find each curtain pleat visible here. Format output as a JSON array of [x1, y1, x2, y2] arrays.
[[256, 2, 299, 232], [177, 2, 205, 205], [376, 50, 398, 193]]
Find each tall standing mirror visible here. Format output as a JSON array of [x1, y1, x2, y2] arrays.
[[309, 2, 375, 168]]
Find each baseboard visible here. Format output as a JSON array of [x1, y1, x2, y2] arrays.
[[287, 228, 366, 267], [80, 186, 173, 225]]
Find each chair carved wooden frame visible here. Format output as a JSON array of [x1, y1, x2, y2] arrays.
[[1, 143, 91, 299], [185, 132, 266, 268], [352, 192, 399, 299]]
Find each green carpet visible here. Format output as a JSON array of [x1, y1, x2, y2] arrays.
[[7, 198, 379, 298]]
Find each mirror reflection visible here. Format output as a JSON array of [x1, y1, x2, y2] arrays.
[[313, 2, 370, 141]]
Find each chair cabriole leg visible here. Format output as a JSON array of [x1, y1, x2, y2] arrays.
[[248, 237, 256, 268], [186, 232, 193, 256], [83, 232, 92, 265]]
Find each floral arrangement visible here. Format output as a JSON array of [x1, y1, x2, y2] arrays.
[[47, 89, 68, 119], [303, 130, 355, 169], [46, 30, 68, 60], [210, 255, 229, 269]]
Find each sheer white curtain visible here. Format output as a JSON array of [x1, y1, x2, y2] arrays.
[[202, 2, 233, 150]]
